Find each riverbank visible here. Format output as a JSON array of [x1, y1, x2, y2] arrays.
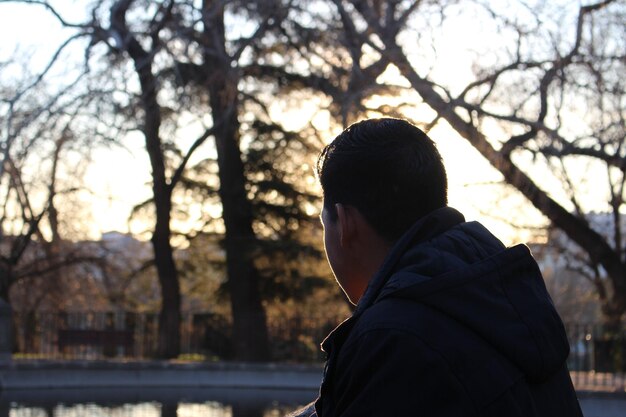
[[1, 360, 625, 417], [2, 360, 625, 393], [0, 359, 324, 390]]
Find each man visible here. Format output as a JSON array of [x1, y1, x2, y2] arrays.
[[294, 118, 582, 416]]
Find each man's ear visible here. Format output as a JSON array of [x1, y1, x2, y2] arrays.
[[335, 203, 356, 248]]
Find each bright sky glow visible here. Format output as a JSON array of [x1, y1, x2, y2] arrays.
[[0, 0, 613, 246]]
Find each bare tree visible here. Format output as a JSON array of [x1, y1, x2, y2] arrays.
[[321, 0, 625, 325], [15, 0, 327, 359], [0, 52, 103, 309]]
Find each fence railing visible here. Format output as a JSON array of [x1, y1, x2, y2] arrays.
[[11, 311, 626, 391], [12, 310, 342, 363], [565, 323, 626, 391]]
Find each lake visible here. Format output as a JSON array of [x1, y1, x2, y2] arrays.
[[3, 387, 626, 417], [1, 387, 316, 417]]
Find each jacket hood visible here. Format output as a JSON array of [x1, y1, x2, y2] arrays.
[[355, 207, 570, 383]]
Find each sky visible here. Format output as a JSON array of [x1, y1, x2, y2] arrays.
[[0, 0, 610, 246]]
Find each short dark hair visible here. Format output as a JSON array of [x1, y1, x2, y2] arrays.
[[317, 118, 448, 241]]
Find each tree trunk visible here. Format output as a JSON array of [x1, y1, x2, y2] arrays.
[[143, 81, 181, 358], [0, 270, 12, 361], [212, 105, 270, 360], [231, 404, 264, 417], [160, 403, 178, 417], [152, 205, 181, 359], [110, 0, 181, 358], [143, 81, 181, 359], [202, 0, 270, 361], [0, 265, 10, 303]]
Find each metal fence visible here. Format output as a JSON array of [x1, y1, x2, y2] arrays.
[[12, 310, 340, 363], [566, 323, 626, 391], [11, 311, 626, 391]]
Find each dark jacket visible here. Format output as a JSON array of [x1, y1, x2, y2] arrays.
[[315, 207, 582, 417]]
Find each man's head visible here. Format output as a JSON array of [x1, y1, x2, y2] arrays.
[[318, 118, 448, 241], [317, 118, 448, 303]]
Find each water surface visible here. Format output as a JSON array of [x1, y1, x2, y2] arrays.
[[3, 387, 626, 417]]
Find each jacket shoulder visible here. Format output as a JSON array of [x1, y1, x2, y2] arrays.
[[344, 298, 527, 411], [328, 319, 477, 417]]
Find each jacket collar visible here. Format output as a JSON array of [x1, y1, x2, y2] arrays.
[[354, 206, 465, 316], [321, 206, 465, 354]]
